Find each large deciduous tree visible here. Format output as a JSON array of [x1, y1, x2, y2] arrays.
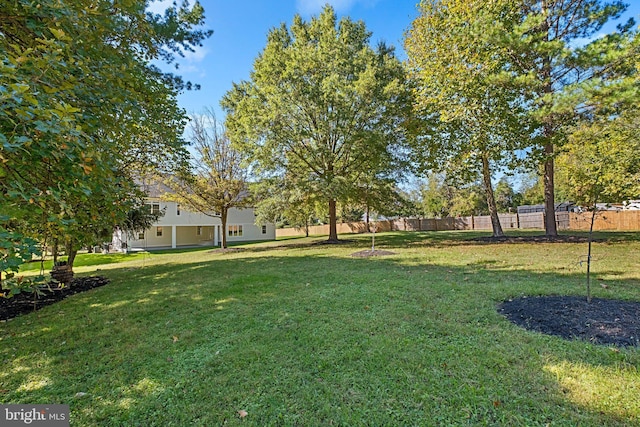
[[222, 5, 411, 242], [252, 177, 322, 237], [163, 109, 250, 249], [406, 0, 530, 237], [1, 0, 211, 278]]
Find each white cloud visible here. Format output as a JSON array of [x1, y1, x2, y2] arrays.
[[147, 0, 173, 15], [174, 45, 208, 76], [183, 45, 209, 63], [296, 0, 376, 15]]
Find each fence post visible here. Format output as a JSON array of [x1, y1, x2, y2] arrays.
[[471, 215, 475, 230]]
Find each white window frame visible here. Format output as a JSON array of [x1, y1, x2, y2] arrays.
[[228, 225, 243, 237]]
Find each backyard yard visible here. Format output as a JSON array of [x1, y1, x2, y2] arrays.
[[1, 231, 639, 426]]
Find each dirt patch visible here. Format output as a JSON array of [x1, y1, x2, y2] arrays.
[[314, 239, 355, 245], [0, 276, 110, 321], [499, 295, 640, 347], [208, 247, 246, 254], [351, 250, 396, 257]]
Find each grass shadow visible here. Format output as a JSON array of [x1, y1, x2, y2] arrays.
[[1, 233, 639, 425]]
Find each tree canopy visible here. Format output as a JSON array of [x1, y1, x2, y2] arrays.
[[495, 0, 633, 235], [163, 109, 251, 248], [556, 30, 640, 207], [1, 0, 211, 280], [222, 5, 411, 241], [406, 0, 531, 237], [406, 0, 636, 236]]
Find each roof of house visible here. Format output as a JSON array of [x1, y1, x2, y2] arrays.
[[135, 177, 174, 199]]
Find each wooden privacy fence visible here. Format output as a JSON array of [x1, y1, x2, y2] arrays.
[[275, 211, 640, 238]]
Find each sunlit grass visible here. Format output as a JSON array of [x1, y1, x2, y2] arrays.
[[1, 230, 639, 425], [545, 360, 640, 421]]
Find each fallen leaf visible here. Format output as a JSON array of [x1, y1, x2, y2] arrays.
[[493, 400, 501, 407], [74, 392, 88, 399], [172, 336, 179, 343], [238, 409, 248, 418], [600, 283, 609, 289]]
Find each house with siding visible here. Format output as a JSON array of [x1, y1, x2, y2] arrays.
[[112, 181, 275, 251]]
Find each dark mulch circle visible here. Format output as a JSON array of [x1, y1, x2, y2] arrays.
[[473, 235, 601, 244], [0, 276, 110, 321], [351, 249, 396, 257], [499, 295, 640, 347]]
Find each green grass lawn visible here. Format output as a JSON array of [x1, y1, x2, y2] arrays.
[[1, 231, 639, 426]]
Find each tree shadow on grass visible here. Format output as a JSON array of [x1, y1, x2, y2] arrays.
[[1, 249, 639, 425]]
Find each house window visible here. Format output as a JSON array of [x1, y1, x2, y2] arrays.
[[137, 232, 145, 240], [228, 225, 243, 237], [151, 203, 160, 215], [261, 225, 267, 234], [197, 226, 202, 236], [156, 226, 163, 237], [177, 204, 181, 216]]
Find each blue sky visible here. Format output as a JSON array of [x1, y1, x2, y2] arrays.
[[149, 0, 640, 117], [149, 0, 419, 115]]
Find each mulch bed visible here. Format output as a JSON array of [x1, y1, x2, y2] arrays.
[[351, 249, 396, 257], [0, 276, 110, 321], [499, 295, 640, 347]]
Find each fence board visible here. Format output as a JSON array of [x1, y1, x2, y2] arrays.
[[570, 211, 640, 231], [275, 211, 640, 238], [518, 212, 544, 229]]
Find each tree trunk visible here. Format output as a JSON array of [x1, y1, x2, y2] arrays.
[[221, 208, 228, 249], [540, 4, 558, 237], [543, 144, 558, 236], [481, 154, 504, 238], [586, 202, 598, 303], [65, 239, 78, 272], [365, 205, 370, 233], [328, 199, 338, 242], [52, 238, 59, 265]]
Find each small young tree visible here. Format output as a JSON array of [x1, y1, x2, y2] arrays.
[[557, 29, 639, 301], [559, 114, 639, 301]]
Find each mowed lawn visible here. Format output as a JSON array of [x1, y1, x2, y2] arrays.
[[1, 231, 639, 426]]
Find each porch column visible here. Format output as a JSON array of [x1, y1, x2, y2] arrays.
[[171, 226, 176, 249], [214, 225, 219, 247]]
